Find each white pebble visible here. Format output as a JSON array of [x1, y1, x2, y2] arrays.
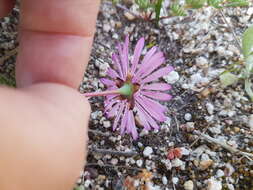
[[103, 121, 111, 128], [196, 56, 208, 67], [172, 177, 179, 184], [143, 146, 153, 157], [181, 147, 190, 155], [184, 180, 194, 190], [136, 159, 143, 167], [111, 158, 118, 165], [162, 176, 168, 185], [171, 158, 183, 167], [207, 178, 222, 190], [184, 113, 192, 121], [206, 102, 214, 115], [216, 169, 224, 178], [163, 71, 180, 84], [248, 115, 253, 131]]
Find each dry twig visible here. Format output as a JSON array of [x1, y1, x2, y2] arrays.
[[194, 130, 253, 161], [90, 148, 138, 157]]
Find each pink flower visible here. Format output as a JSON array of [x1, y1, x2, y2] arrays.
[[85, 36, 173, 139]]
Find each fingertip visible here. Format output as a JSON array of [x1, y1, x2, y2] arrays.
[[0, 0, 15, 18]]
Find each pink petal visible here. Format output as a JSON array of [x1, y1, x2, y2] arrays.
[[100, 78, 116, 87], [132, 46, 157, 82], [130, 37, 145, 74], [137, 108, 151, 130], [107, 68, 120, 79], [141, 66, 174, 84], [127, 110, 138, 140], [135, 101, 160, 129], [117, 43, 127, 79], [112, 101, 126, 131], [142, 91, 172, 101], [136, 52, 164, 78], [136, 96, 166, 122], [141, 46, 158, 66], [138, 94, 167, 112], [112, 53, 123, 79], [120, 106, 129, 135], [123, 35, 130, 75], [105, 98, 119, 112], [142, 83, 172, 91], [107, 103, 120, 118]]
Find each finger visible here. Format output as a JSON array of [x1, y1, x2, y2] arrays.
[[0, 84, 90, 190], [0, 0, 15, 18], [16, 0, 100, 88]]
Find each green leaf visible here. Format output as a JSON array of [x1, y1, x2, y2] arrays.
[[219, 71, 238, 87], [135, 0, 151, 10], [245, 79, 253, 101], [170, 3, 187, 16], [242, 25, 253, 58], [155, 0, 163, 21], [207, 0, 223, 8], [186, 0, 206, 9], [225, 0, 249, 7]]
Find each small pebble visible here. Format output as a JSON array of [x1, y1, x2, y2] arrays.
[[111, 158, 118, 165], [103, 121, 111, 128], [183, 180, 194, 190], [124, 12, 135, 21], [184, 113, 192, 121], [162, 176, 168, 185], [163, 71, 180, 84], [143, 146, 153, 157], [216, 169, 224, 178], [199, 160, 213, 170], [207, 178, 222, 190], [136, 159, 143, 167], [206, 102, 214, 115], [171, 158, 183, 168], [248, 114, 253, 131], [172, 177, 179, 184]]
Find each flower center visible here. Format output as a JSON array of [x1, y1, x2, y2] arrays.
[[118, 83, 134, 97]]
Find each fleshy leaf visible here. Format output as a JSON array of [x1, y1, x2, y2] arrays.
[[242, 25, 253, 58], [245, 79, 253, 101], [219, 72, 238, 87]]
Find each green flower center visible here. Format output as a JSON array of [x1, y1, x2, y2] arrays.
[[118, 83, 134, 97]]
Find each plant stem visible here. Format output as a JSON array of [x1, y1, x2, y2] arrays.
[[84, 89, 119, 97]]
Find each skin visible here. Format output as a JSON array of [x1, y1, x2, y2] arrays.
[[0, 0, 100, 189]]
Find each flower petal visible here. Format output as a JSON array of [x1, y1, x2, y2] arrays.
[[105, 98, 119, 112], [123, 35, 130, 76], [112, 53, 123, 79], [136, 52, 164, 78], [137, 108, 151, 130], [142, 83, 172, 91], [127, 110, 138, 140], [141, 66, 174, 84], [112, 101, 126, 131], [135, 96, 166, 122], [107, 102, 120, 118], [107, 68, 120, 79], [117, 41, 128, 79], [142, 91, 172, 101], [120, 106, 129, 135], [100, 78, 116, 87], [130, 37, 145, 74], [135, 101, 160, 130], [138, 94, 167, 112]]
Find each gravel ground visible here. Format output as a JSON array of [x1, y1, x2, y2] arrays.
[[1, 1, 253, 190]]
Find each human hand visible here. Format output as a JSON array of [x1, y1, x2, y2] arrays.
[[0, 0, 99, 189]]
